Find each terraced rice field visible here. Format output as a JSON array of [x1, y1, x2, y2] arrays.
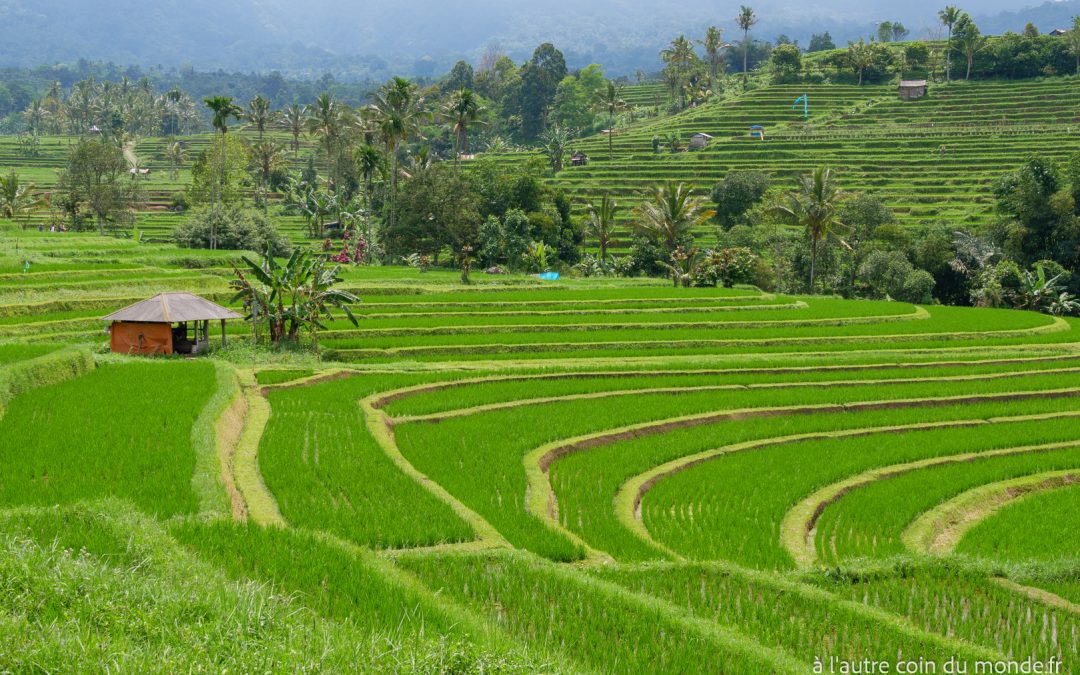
[[3, 219, 1080, 671], [488, 78, 1080, 252]]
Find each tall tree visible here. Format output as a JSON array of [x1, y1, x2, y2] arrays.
[[58, 138, 132, 235], [633, 182, 714, 255], [660, 35, 697, 105], [243, 95, 275, 141], [737, 6, 758, 81], [249, 139, 287, 196], [279, 104, 307, 157], [700, 26, 728, 90], [1067, 15, 1080, 74], [369, 77, 426, 233], [586, 195, 619, 261], [771, 166, 846, 292], [442, 88, 488, 162], [203, 96, 242, 135], [591, 81, 628, 156], [847, 39, 874, 85], [306, 92, 353, 193], [938, 6, 963, 82], [515, 43, 567, 141], [954, 15, 985, 80]]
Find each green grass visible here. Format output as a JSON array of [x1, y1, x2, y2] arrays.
[[260, 374, 477, 549], [958, 482, 1080, 563], [0, 362, 215, 517]]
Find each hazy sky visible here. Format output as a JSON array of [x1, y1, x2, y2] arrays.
[[0, 0, 1074, 76]]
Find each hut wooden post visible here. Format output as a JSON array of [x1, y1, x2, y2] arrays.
[[221, 319, 227, 347]]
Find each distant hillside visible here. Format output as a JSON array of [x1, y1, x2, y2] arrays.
[[0, 0, 1076, 78]]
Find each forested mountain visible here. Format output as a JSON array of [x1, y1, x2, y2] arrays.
[[0, 0, 1076, 78]]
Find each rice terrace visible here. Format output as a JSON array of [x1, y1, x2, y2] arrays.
[[2, 1, 1080, 672]]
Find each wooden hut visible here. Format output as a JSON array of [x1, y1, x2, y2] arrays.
[[898, 80, 928, 101], [103, 292, 241, 356], [689, 133, 713, 150], [570, 151, 589, 167]]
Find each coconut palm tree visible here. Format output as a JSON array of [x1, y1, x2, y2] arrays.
[[24, 100, 48, 135], [700, 26, 729, 90], [250, 139, 287, 195], [586, 195, 619, 261], [203, 96, 242, 136], [938, 6, 963, 82], [279, 103, 307, 157], [956, 18, 985, 80], [243, 95, 275, 141], [0, 171, 43, 229], [737, 6, 758, 82], [368, 77, 426, 232], [633, 182, 714, 254], [661, 35, 697, 102], [306, 93, 357, 197], [354, 143, 384, 208], [1068, 16, 1080, 74], [591, 81, 629, 156], [163, 141, 187, 181], [442, 88, 488, 163], [770, 166, 845, 293]]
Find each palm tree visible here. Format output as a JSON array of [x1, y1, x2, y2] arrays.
[[203, 96, 242, 136], [442, 88, 488, 163], [633, 182, 714, 254], [770, 166, 845, 293], [0, 171, 43, 229], [591, 81, 629, 156], [847, 39, 874, 85], [355, 143, 384, 208], [586, 195, 619, 261], [243, 95, 275, 141], [661, 35, 697, 104], [203, 96, 242, 207], [163, 141, 188, 180], [700, 26, 729, 90], [306, 92, 353, 192], [368, 77, 426, 232], [1068, 16, 1080, 74], [956, 18, 985, 80], [938, 6, 962, 82], [250, 139, 287, 195], [279, 103, 307, 157], [24, 100, 48, 135], [737, 6, 758, 82]]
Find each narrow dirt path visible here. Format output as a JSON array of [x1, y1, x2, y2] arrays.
[[903, 470, 1080, 555], [232, 371, 286, 527], [359, 394, 510, 549], [215, 384, 249, 521]]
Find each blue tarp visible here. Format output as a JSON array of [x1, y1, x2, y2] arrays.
[[536, 272, 561, 281]]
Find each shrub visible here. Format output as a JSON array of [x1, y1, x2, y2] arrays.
[[174, 205, 290, 256], [693, 248, 759, 288]]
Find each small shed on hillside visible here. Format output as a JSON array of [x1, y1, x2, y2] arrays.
[[102, 292, 242, 356], [899, 80, 928, 101], [689, 133, 713, 150], [571, 151, 589, 167], [1049, 28, 1068, 37]]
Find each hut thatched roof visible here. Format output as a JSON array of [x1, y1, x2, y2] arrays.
[[899, 80, 928, 88], [102, 293, 242, 323]]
